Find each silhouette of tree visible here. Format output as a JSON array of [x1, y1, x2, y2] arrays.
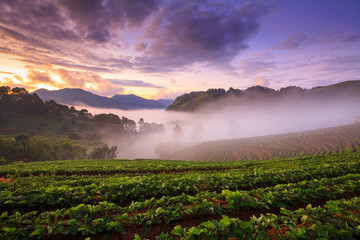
[[89, 144, 118, 159], [15, 133, 30, 160], [173, 124, 183, 139]]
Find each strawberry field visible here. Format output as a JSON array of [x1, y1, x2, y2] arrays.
[[1, 152, 360, 239], [169, 124, 360, 161]]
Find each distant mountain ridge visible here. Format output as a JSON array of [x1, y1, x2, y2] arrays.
[[166, 80, 360, 112], [34, 88, 173, 110]]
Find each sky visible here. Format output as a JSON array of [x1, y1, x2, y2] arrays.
[[0, 0, 359, 99]]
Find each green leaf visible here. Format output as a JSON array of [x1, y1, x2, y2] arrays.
[[301, 215, 308, 223], [200, 221, 217, 229], [1, 226, 17, 234], [1, 211, 8, 218], [171, 225, 184, 236], [30, 227, 45, 238], [133, 233, 142, 240]]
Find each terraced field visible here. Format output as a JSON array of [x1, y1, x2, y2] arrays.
[[168, 123, 360, 161], [0, 152, 360, 239]]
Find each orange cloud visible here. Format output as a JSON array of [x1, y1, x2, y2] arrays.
[[57, 68, 85, 87], [27, 70, 53, 83]]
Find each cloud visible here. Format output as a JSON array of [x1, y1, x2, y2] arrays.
[[107, 79, 165, 88], [233, 55, 277, 87], [134, 1, 270, 71], [237, 57, 276, 75], [1, 65, 126, 96], [27, 70, 53, 83], [275, 32, 360, 50], [59, 0, 159, 43], [275, 32, 310, 50], [0, 78, 38, 92], [0, 1, 72, 42], [134, 42, 147, 52], [0, 0, 135, 73], [152, 89, 185, 100], [0, 0, 273, 89], [0, 71, 14, 75], [341, 35, 360, 43], [0, 25, 29, 42], [322, 55, 360, 74]]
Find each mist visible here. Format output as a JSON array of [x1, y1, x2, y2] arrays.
[[76, 94, 360, 160]]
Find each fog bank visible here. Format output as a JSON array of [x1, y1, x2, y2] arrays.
[[77, 97, 360, 159]]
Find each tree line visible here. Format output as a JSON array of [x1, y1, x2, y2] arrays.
[[0, 86, 164, 162]]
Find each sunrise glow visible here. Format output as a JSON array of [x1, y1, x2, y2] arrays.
[[0, 0, 359, 99]]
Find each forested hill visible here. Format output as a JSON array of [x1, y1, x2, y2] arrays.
[[166, 80, 360, 112], [0, 86, 165, 162], [34, 88, 173, 110], [0, 86, 164, 136]]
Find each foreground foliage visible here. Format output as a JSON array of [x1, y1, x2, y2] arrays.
[[0, 152, 360, 239]]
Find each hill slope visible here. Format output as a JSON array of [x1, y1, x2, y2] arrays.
[[35, 88, 173, 110], [111, 94, 168, 109], [166, 80, 360, 112], [166, 123, 360, 161]]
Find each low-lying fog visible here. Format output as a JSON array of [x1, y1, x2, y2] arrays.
[[79, 99, 360, 159]]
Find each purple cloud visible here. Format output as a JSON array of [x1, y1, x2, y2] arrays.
[[275, 32, 309, 50], [108, 79, 165, 89], [341, 35, 360, 43], [137, 1, 270, 70], [59, 0, 159, 43], [0, 0, 271, 76], [275, 32, 360, 50]]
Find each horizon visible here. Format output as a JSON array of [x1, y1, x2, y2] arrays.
[[25, 79, 360, 100], [1, 0, 359, 99]]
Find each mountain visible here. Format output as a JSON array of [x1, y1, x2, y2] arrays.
[[166, 80, 360, 112], [34, 88, 129, 109], [111, 94, 168, 109], [34, 88, 173, 110], [155, 99, 174, 107]]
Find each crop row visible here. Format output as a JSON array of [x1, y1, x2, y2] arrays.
[[2, 157, 360, 214], [1, 174, 359, 239], [169, 124, 360, 161], [1, 151, 359, 178], [163, 197, 360, 239]]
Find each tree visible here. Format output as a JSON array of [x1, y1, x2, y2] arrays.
[[31, 136, 54, 161], [15, 133, 30, 160], [138, 118, 164, 133], [121, 117, 137, 133], [0, 86, 10, 99], [94, 113, 121, 126], [89, 144, 118, 159], [138, 118, 145, 132], [173, 124, 183, 139], [59, 142, 75, 160], [0, 136, 22, 161], [79, 109, 92, 120], [72, 144, 87, 159]]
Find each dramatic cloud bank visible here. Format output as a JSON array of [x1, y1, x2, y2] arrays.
[[0, 0, 270, 71], [0, 0, 359, 97]]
